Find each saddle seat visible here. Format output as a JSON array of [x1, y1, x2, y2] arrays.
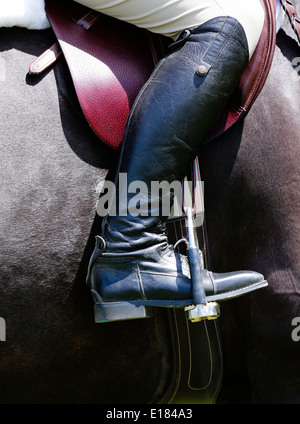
[[30, 0, 277, 150]]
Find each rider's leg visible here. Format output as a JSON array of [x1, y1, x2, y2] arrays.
[[87, 17, 267, 322]]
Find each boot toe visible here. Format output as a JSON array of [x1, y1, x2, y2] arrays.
[[206, 270, 267, 301]]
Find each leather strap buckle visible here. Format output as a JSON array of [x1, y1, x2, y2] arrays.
[[70, 11, 101, 30]]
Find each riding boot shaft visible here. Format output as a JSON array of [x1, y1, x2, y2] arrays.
[[104, 16, 249, 251]]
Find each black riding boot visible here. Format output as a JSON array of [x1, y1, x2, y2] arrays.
[[87, 17, 267, 323]]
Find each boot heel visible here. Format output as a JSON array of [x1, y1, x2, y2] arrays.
[[94, 302, 152, 323]]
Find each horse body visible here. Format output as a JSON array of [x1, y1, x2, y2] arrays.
[[0, 28, 176, 404], [0, 2, 299, 403]]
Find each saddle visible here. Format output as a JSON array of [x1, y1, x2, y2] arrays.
[[30, 0, 278, 150]]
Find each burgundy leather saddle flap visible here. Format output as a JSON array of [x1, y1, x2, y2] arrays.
[[44, 0, 276, 149], [44, 0, 167, 149]]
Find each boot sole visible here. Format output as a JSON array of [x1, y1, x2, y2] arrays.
[[93, 279, 268, 323], [207, 279, 268, 302]]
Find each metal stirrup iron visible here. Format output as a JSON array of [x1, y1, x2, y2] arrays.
[[184, 207, 220, 322]]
